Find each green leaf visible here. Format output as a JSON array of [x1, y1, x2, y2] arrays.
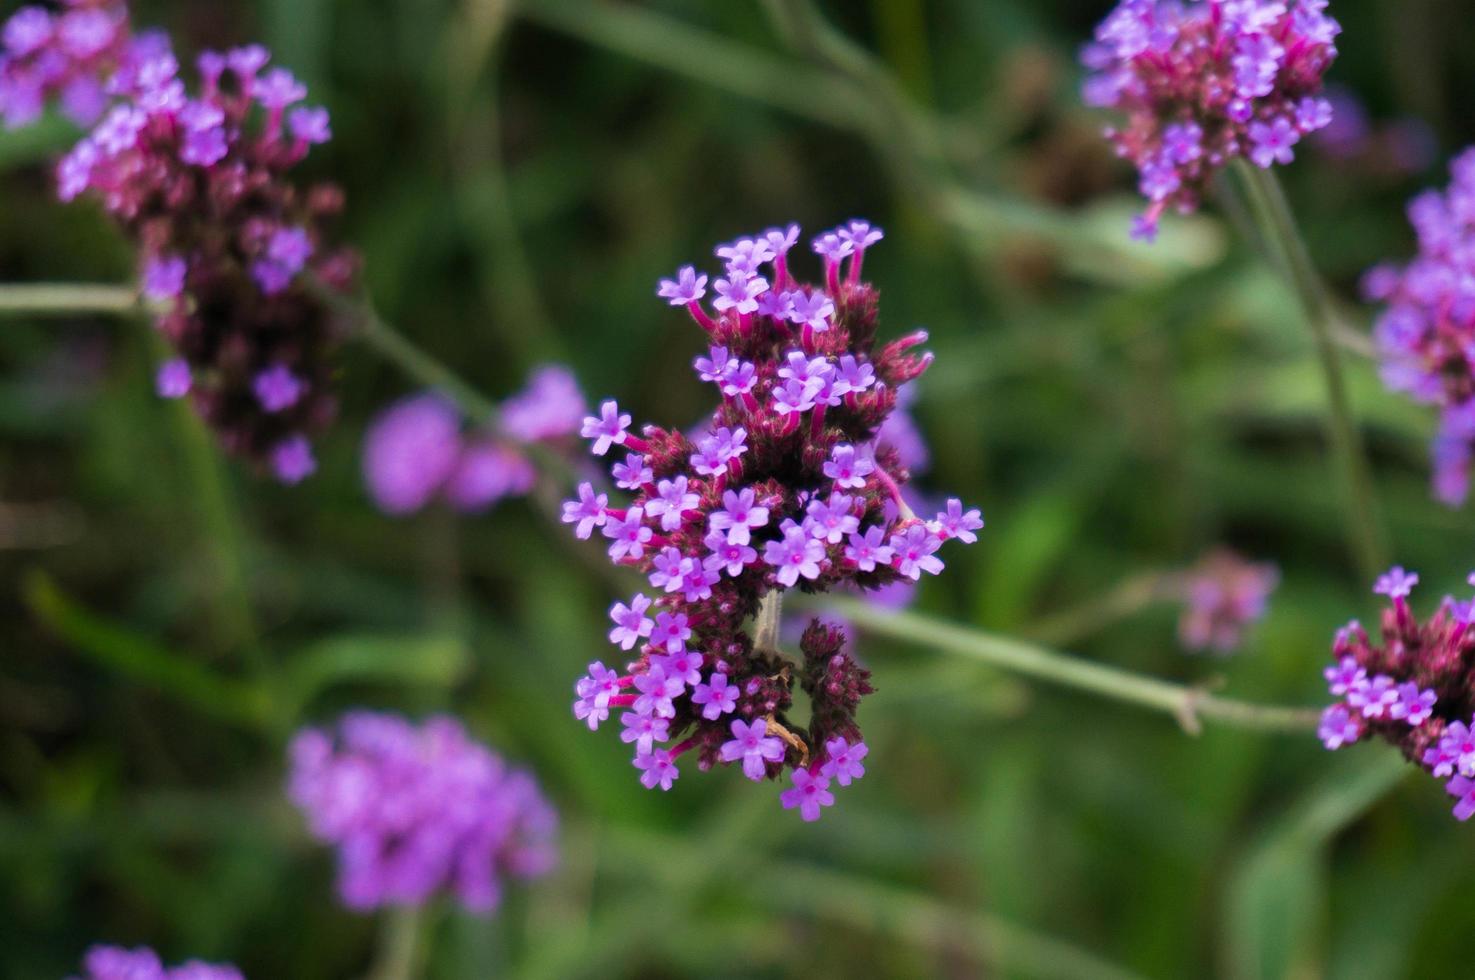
[[277, 631, 472, 719]]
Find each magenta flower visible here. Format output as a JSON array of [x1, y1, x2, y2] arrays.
[[1374, 565, 1420, 599], [779, 768, 834, 822], [252, 364, 305, 413], [1318, 705, 1361, 751], [288, 712, 557, 912], [720, 717, 786, 780], [1448, 776, 1475, 822], [271, 434, 316, 485], [69, 945, 242, 980], [620, 711, 670, 756], [361, 394, 462, 515], [155, 357, 191, 399], [142, 254, 187, 300], [499, 365, 587, 443], [1081, 0, 1341, 238], [564, 222, 981, 820], [1176, 549, 1280, 654]]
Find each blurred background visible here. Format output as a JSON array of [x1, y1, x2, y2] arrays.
[[6, 0, 1475, 977]]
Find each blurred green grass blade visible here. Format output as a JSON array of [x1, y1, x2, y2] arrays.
[[0, 113, 79, 169], [23, 571, 272, 729], [1222, 751, 1408, 980], [278, 632, 472, 720]]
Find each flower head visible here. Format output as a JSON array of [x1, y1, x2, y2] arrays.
[[70, 945, 243, 980], [562, 222, 981, 821], [1082, 0, 1341, 237], [1176, 549, 1280, 654], [287, 712, 557, 912]]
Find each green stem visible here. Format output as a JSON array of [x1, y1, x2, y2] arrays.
[[1023, 571, 1171, 648], [829, 598, 1320, 734], [1232, 162, 1387, 583], [366, 905, 428, 980], [0, 282, 138, 316]]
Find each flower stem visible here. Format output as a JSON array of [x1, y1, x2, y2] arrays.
[[754, 590, 784, 656], [1231, 161, 1387, 583], [0, 282, 138, 316], [366, 905, 428, 980], [828, 598, 1320, 734]]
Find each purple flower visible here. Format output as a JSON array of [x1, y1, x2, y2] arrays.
[[711, 270, 768, 315], [142, 254, 187, 301], [73, 945, 244, 980], [581, 399, 631, 456], [1350, 674, 1400, 719], [252, 363, 304, 413], [1295, 95, 1332, 133], [443, 444, 538, 512], [764, 520, 826, 587], [935, 498, 984, 543], [690, 426, 747, 476], [603, 505, 653, 561], [634, 748, 679, 791], [709, 487, 770, 545], [252, 226, 314, 295], [1232, 33, 1284, 98], [805, 492, 859, 544], [289, 105, 332, 144], [362, 394, 463, 515], [4, 8, 53, 58], [647, 475, 700, 532], [1317, 704, 1361, 750], [772, 378, 818, 417], [694, 345, 736, 382], [633, 666, 683, 718], [691, 672, 738, 720], [499, 364, 586, 443], [721, 361, 758, 397], [1248, 117, 1300, 168], [720, 717, 786, 780], [819, 737, 867, 786], [677, 559, 720, 602], [573, 661, 622, 730], [1161, 122, 1203, 164], [608, 594, 655, 650], [612, 453, 652, 490], [704, 529, 758, 577], [155, 358, 191, 399], [561, 482, 609, 539], [647, 547, 687, 593], [824, 444, 874, 489], [787, 290, 834, 333], [256, 66, 307, 109], [1440, 721, 1475, 778], [890, 523, 944, 580], [649, 611, 692, 653], [1323, 655, 1368, 698], [271, 434, 316, 485], [811, 232, 854, 264], [1388, 682, 1437, 726], [658, 265, 707, 305], [650, 649, 704, 688], [844, 526, 894, 572], [1373, 566, 1419, 599], [287, 712, 557, 911], [839, 219, 883, 251], [621, 711, 670, 756], [779, 768, 834, 822]]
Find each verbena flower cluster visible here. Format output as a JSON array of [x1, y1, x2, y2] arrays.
[[29, 2, 357, 483], [1082, 0, 1341, 241], [362, 365, 585, 515], [563, 220, 983, 821], [1317, 567, 1475, 821], [68, 946, 241, 980], [1364, 148, 1475, 506], [287, 712, 558, 912], [0, 0, 162, 129], [1176, 549, 1279, 653]]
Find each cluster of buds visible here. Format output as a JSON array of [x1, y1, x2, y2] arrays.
[[562, 220, 983, 821], [1176, 548, 1279, 654], [40, 10, 356, 483], [1363, 149, 1475, 505], [362, 365, 586, 515], [1081, 0, 1341, 240], [68, 946, 241, 980], [1317, 567, 1475, 821], [287, 712, 558, 913], [0, 0, 161, 129]]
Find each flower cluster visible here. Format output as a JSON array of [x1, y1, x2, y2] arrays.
[[68, 946, 241, 980], [287, 712, 558, 912], [362, 365, 585, 515], [1176, 548, 1279, 653], [48, 18, 356, 482], [1081, 0, 1341, 240], [0, 0, 161, 129], [1316, 567, 1475, 821], [1364, 148, 1475, 506], [564, 220, 983, 821]]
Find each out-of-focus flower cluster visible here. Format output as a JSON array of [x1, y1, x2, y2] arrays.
[[1081, 0, 1341, 240], [362, 365, 586, 516], [10, 0, 358, 483], [287, 712, 558, 913], [1364, 149, 1475, 506], [68, 945, 242, 980], [0, 0, 163, 129], [1310, 85, 1435, 177], [1317, 567, 1475, 821], [1176, 548, 1279, 654], [563, 220, 983, 821]]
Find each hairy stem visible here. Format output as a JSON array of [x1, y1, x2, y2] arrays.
[[754, 590, 784, 656], [366, 905, 427, 980], [829, 598, 1321, 734], [0, 282, 138, 316], [1232, 161, 1387, 583]]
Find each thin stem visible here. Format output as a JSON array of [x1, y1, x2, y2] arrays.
[[366, 905, 428, 980], [829, 598, 1320, 734], [0, 282, 138, 316], [1232, 161, 1387, 583], [1023, 571, 1171, 648]]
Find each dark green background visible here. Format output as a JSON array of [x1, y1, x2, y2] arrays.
[[5, 1, 1475, 977]]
